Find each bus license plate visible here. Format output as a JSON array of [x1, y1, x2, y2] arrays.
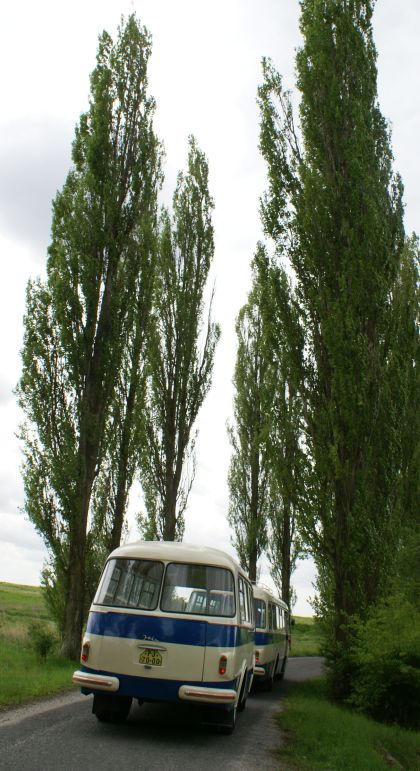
[[139, 649, 162, 666]]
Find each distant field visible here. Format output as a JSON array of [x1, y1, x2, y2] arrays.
[[0, 582, 76, 707], [0, 582, 49, 643], [290, 615, 323, 657]]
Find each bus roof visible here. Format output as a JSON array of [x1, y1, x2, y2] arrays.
[[253, 583, 289, 611], [108, 540, 246, 575]]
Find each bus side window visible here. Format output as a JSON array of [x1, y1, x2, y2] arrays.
[[239, 577, 252, 623], [239, 578, 247, 623], [246, 582, 254, 625]]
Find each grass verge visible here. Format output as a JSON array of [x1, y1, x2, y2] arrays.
[[276, 678, 420, 770], [0, 640, 76, 707], [0, 582, 77, 707], [290, 616, 323, 657]]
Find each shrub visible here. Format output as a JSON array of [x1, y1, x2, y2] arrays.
[[27, 621, 57, 661], [349, 596, 420, 729]]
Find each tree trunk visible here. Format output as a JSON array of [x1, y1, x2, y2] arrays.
[[281, 502, 292, 608], [60, 480, 92, 660], [248, 547, 258, 583], [163, 490, 177, 540]]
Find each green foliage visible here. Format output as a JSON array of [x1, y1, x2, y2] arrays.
[[349, 596, 420, 729], [27, 621, 57, 661], [17, 14, 162, 659], [227, 250, 271, 580], [140, 137, 220, 541], [228, 249, 306, 596], [258, 0, 419, 699], [276, 677, 420, 771]]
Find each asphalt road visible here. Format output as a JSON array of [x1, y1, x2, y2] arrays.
[[0, 657, 324, 771]]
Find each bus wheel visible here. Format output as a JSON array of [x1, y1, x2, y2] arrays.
[[93, 694, 132, 723], [219, 704, 237, 735], [237, 676, 248, 713], [264, 661, 276, 691], [277, 656, 287, 681]]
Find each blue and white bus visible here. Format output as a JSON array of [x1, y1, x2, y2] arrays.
[[252, 584, 289, 690], [73, 541, 255, 733]]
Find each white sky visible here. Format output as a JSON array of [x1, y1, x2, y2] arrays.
[[0, 1, 419, 616]]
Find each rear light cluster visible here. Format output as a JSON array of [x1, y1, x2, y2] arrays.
[[218, 655, 227, 675], [255, 651, 260, 665], [81, 641, 90, 663]]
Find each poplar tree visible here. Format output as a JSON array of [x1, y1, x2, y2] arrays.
[[139, 138, 220, 541], [18, 16, 162, 659], [259, 0, 412, 696], [90, 216, 157, 557], [228, 250, 306, 599], [227, 249, 271, 582], [260, 257, 307, 609]]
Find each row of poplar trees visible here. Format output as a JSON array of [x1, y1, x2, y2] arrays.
[[228, 0, 419, 699], [18, 16, 220, 660]]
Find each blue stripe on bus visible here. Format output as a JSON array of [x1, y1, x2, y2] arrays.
[[255, 630, 286, 645], [80, 664, 239, 704], [87, 610, 254, 648]]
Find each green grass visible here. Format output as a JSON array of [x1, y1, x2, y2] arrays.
[[290, 615, 323, 657], [276, 678, 420, 770], [0, 640, 76, 706], [0, 582, 77, 707]]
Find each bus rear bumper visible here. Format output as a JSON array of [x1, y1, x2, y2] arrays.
[[73, 670, 119, 692], [178, 685, 237, 704], [253, 665, 266, 676]]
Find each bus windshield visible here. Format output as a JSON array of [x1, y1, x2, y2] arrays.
[[161, 563, 235, 617]]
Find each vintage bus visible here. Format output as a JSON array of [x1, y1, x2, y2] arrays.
[[252, 584, 289, 690], [73, 541, 255, 733]]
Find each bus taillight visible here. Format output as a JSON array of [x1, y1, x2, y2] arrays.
[[218, 655, 227, 675]]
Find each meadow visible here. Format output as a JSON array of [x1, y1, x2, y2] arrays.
[[0, 582, 76, 707], [290, 615, 323, 657]]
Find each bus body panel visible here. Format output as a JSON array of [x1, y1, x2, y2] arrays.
[[252, 585, 289, 683]]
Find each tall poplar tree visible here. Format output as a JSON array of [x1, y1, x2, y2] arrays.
[[18, 16, 162, 658], [139, 138, 220, 541], [260, 257, 307, 609], [90, 216, 157, 558], [227, 249, 271, 582], [259, 0, 413, 696], [228, 250, 306, 599]]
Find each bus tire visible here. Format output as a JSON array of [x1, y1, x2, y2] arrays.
[[220, 704, 237, 735], [93, 694, 132, 723], [237, 672, 248, 713], [277, 656, 287, 681], [264, 659, 277, 691]]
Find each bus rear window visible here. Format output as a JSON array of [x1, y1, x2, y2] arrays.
[[161, 563, 235, 617], [94, 559, 163, 610]]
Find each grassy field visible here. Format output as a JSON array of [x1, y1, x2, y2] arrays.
[[0, 582, 76, 707], [290, 615, 323, 657], [275, 678, 420, 770]]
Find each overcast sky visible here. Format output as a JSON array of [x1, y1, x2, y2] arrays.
[[0, 0, 419, 616]]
